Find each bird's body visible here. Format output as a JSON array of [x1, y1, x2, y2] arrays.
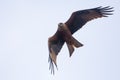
[[48, 6, 113, 74]]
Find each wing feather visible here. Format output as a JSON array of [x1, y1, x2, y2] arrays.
[[48, 31, 64, 74], [65, 6, 113, 34]]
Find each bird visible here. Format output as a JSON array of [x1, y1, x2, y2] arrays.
[[48, 6, 113, 74]]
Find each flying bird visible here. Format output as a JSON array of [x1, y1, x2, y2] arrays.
[[48, 6, 113, 74]]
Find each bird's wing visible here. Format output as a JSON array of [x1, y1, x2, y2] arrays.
[[48, 32, 64, 74], [65, 6, 114, 34]]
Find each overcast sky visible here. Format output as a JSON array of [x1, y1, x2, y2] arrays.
[[0, 0, 120, 80]]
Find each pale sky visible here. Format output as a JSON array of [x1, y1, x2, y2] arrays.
[[0, 0, 120, 80]]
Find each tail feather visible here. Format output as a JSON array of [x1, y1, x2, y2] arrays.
[[66, 36, 83, 57], [66, 43, 74, 57], [71, 37, 83, 48]]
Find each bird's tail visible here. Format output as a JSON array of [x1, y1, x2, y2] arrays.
[[71, 36, 83, 48], [67, 36, 83, 57], [67, 43, 74, 57]]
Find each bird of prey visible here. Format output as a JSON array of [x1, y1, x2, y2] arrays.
[[48, 6, 113, 74]]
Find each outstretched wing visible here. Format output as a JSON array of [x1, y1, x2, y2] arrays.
[[65, 6, 114, 34], [48, 31, 64, 74]]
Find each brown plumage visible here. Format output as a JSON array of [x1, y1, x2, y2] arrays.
[[48, 6, 113, 74]]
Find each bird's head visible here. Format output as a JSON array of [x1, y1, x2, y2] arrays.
[[58, 23, 64, 31]]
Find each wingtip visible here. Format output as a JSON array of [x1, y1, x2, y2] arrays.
[[98, 6, 114, 17], [48, 56, 55, 74], [48, 49, 58, 75]]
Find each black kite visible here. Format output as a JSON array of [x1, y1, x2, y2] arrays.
[[48, 6, 113, 74]]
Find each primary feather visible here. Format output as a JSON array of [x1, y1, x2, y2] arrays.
[[65, 6, 113, 34]]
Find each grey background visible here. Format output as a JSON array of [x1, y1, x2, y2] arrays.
[[0, 0, 119, 80]]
